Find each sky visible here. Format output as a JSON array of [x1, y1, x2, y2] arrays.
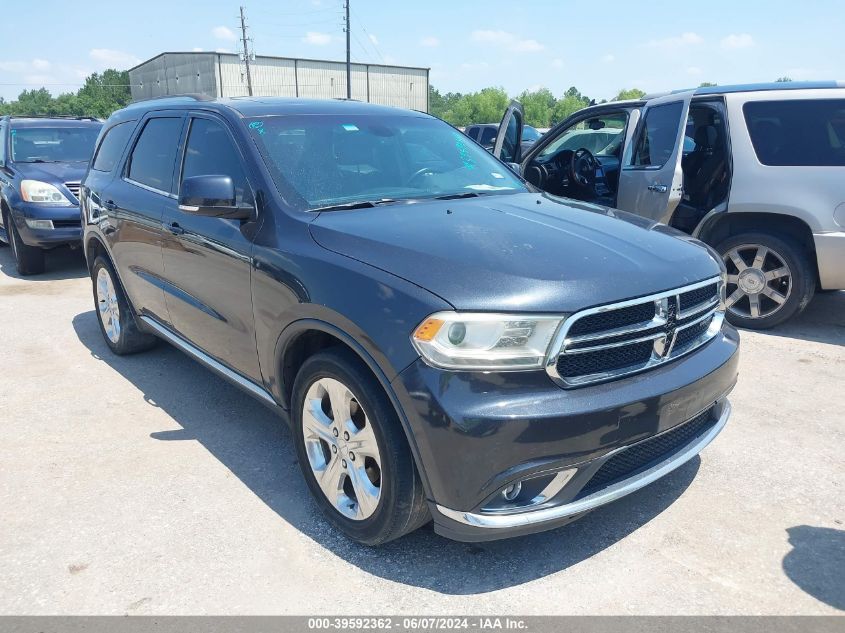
[[1, 0, 843, 102]]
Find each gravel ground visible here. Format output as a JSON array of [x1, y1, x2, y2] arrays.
[[0, 245, 842, 615]]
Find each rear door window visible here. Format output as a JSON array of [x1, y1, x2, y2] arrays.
[[92, 121, 135, 172], [127, 117, 183, 193], [479, 127, 497, 146], [744, 99, 845, 166]]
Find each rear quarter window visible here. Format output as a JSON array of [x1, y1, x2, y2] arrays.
[[92, 121, 135, 172], [744, 99, 845, 166]]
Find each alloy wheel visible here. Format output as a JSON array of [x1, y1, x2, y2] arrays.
[[96, 267, 122, 344], [302, 377, 383, 520], [723, 243, 792, 320]]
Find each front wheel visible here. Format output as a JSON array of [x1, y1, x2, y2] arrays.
[[7, 212, 45, 275], [291, 349, 429, 545], [716, 231, 815, 329]]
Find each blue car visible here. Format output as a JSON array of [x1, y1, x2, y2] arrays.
[[0, 116, 102, 274]]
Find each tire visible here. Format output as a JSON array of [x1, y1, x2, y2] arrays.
[[6, 212, 45, 275], [291, 348, 430, 545], [715, 230, 815, 329], [90, 256, 157, 355]]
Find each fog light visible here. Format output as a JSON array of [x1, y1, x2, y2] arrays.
[[501, 481, 522, 501], [24, 219, 54, 230]]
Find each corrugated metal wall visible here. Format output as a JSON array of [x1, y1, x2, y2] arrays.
[[129, 53, 429, 111]]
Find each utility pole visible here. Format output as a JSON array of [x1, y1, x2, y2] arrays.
[[239, 6, 254, 96], [344, 0, 351, 99]]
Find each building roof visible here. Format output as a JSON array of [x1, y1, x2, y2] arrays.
[[128, 51, 429, 73]]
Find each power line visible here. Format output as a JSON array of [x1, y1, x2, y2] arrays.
[[350, 7, 386, 64]]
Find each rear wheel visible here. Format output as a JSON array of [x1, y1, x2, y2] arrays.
[[291, 349, 429, 545], [91, 256, 157, 354], [7, 212, 45, 275], [716, 231, 815, 329]]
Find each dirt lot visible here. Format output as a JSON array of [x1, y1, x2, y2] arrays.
[[0, 245, 842, 615]]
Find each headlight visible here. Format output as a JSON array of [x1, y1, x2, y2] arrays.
[[20, 180, 72, 205], [411, 312, 564, 370]]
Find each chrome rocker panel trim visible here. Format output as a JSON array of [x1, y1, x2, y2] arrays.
[[139, 315, 279, 408], [436, 400, 731, 529]]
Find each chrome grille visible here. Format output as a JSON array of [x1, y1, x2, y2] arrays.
[[64, 182, 81, 201], [546, 277, 724, 388]]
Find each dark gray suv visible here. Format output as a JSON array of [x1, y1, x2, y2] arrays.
[[81, 96, 739, 544]]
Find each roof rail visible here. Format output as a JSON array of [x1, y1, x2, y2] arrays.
[[2, 114, 102, 121], [132, 93, 215, 104]]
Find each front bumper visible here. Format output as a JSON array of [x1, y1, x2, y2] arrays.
[[814, 232, 845, 290], [10, 202, 82, 247], [392, 323, 739, 541]]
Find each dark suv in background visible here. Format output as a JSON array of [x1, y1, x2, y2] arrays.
[[81, 96, 738, 545], [0, 116, 102, 274]]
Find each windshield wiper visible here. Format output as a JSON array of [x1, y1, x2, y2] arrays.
[[433, 192, 480, 200], [311, 198, 401, 212], [19, 159, 59, 163]]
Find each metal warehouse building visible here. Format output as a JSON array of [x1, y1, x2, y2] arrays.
[[128, 52, 430, 111]]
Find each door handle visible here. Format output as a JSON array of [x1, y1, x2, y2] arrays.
[[647, 184, 668, 193], [102, 200, 117, 211], [166, 222, 185, 235]]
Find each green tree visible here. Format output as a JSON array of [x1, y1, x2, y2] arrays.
[[0, 69, 131, 118], [612, 88, 646, 101], [699, 82, 718, 87], [551, 86, 591, 124], [517, 87, 555, 127], [775, 76, 793, 82]]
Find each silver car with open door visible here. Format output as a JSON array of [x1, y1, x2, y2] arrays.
[[495, 81, 845, 329]]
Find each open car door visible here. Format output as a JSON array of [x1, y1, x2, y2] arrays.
[[615, 91, 694, 224], [492, 100, 524, 165]]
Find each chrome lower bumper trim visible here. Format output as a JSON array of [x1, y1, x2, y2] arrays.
[[436, 400, 731, 529]]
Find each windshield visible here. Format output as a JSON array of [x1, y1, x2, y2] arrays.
[[10, 126, 101, 163], [245, 114, 527, 210]]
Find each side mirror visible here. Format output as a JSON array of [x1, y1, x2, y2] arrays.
[[178, 175, 252, 220]]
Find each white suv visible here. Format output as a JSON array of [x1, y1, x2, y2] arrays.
[[494, 81, 845, 328]]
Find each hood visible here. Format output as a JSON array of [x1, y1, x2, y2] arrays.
[[14, 161, 88, 186], [309, 193, 721, 312]]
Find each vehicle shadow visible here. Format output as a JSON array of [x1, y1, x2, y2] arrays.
[[782, 526, 845, 611], [0, 244, 88, 281], [754, 291, 845, 347], [72, 309, 701, 595]]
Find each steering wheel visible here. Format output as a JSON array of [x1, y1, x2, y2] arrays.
[[407, 167, 440, 187], [570, 148, 598, 188]]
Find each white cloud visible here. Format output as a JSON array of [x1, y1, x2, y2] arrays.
[[686, 66, 702, 75], [215, 48, 233, 54], [602, 54, 615, 63], [471, 30, 545, 53], [303, 31, 332, 45], [212, 26, 237, 42], [647, 32, 703, 48], [720, 33, 755, 49], [192, 47, 204, 52], [0, 61, 28, 72], [32, 58, 51, 70], [88, 48, 141, 69], [551, 58, 564, 69], [368, 33, 379, 46], [420, 36, 440, 48]]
